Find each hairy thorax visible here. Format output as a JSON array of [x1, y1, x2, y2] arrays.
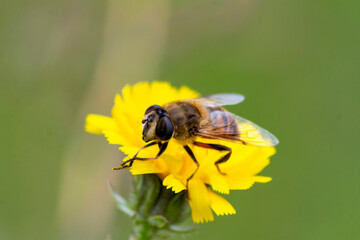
[[163, 101, 201, 141]]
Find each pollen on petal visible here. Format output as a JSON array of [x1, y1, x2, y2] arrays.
[[207, 189, 236, 216], [85, 114, 118, 134]]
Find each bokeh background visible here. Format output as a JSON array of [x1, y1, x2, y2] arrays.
[[1, 0, 360, 239]]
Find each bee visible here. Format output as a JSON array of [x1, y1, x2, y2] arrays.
[[113, 94, 279, 179]]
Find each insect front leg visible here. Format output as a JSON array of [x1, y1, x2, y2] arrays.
[[113, 141, 167, 170], [193, 142, 232, 175], [183, 145, 200, 187]]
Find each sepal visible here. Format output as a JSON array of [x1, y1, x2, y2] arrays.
[[109, 182, 136, 217]]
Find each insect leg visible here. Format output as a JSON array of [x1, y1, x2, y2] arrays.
[[113, 142, 167, 170], [183, 145, 200, 187], [133, 141, 158, 158], [193, 142, 232, 175]]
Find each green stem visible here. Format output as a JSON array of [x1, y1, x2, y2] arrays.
[[129, 175, 160, 240], [124, 174, 193, 240], [131, 221, 157, 240]]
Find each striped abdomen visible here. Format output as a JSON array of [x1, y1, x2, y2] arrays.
[[204, 106, 240, 140]]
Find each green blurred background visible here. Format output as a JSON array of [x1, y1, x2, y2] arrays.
[[1, 0, 359, 239]]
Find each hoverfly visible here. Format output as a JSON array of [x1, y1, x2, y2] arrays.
[[113, 94, 279, 180]]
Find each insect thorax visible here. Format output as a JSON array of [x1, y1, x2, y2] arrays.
[[163, 102, 201, 141]]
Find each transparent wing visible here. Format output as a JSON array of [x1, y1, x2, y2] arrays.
[[194, 93, 245, 107], [196, 110, 279, 147], [232, 114, 279, 146]]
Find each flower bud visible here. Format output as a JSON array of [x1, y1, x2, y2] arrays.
[[111, 174, 196, 240]]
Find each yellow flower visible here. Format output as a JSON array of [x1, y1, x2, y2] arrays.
[[85, 82, 276, 223]]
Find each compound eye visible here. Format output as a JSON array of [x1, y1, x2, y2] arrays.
[[155, 116, 174, 141]]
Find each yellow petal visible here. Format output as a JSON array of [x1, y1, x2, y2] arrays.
[[227, 176, 271, 190], [111, 95, 141, 145], [130, 160, 163, 175], [163, 174, 186, 193], [207, 189, 236, 216], [85, 114, 117, 134], [121, 84, 133, 103], [227, 176, 256, 190], [222, 147, 272, 176], [119, 145, 140, 156], [178, 85, 200, 99], [103, 130, 127, 145], [188, 179, 214, 223], [209, 173, 230, 194], [254, 176, 272, 183]]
